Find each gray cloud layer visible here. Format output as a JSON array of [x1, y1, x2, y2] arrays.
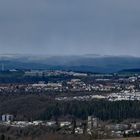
[[0, 0, 140, 56]]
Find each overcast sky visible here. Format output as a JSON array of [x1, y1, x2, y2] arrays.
[[0, 0, 140, 56]]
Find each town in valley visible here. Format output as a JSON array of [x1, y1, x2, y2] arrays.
[[0, 69, 140, 139]]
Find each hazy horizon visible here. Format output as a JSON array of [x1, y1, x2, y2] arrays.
[[0, 0, 140, 56], [0, 52, 139, 57]]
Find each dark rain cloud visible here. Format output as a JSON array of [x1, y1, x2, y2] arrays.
[[0, 0, 140, 56]]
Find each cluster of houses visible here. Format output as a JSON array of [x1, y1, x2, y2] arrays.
[[108, 91, 140, 101], [55, 95, 106, 101], [0, 81, 122, 93], [1, 69, 140, 95], [24, 70, 88, 77], [55, 90, 140, 102], [1, 114, 140, 138]]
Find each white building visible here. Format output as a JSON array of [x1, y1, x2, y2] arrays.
[[87, 116, 98, 130], [2, 114, 14, 122]]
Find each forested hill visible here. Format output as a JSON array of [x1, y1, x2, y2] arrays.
[[0, 94, 140, 121], [0, 55, 140, 73], [119, 69, 140, 74]]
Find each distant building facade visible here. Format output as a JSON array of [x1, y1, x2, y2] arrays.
[[87, 116, 98, 130], [2, 114, 14, 122]]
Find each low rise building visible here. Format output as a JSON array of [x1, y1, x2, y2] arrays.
[[2, 114, 14, 122]]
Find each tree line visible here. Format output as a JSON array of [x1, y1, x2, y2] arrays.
[[0, 94, 140, 121]]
